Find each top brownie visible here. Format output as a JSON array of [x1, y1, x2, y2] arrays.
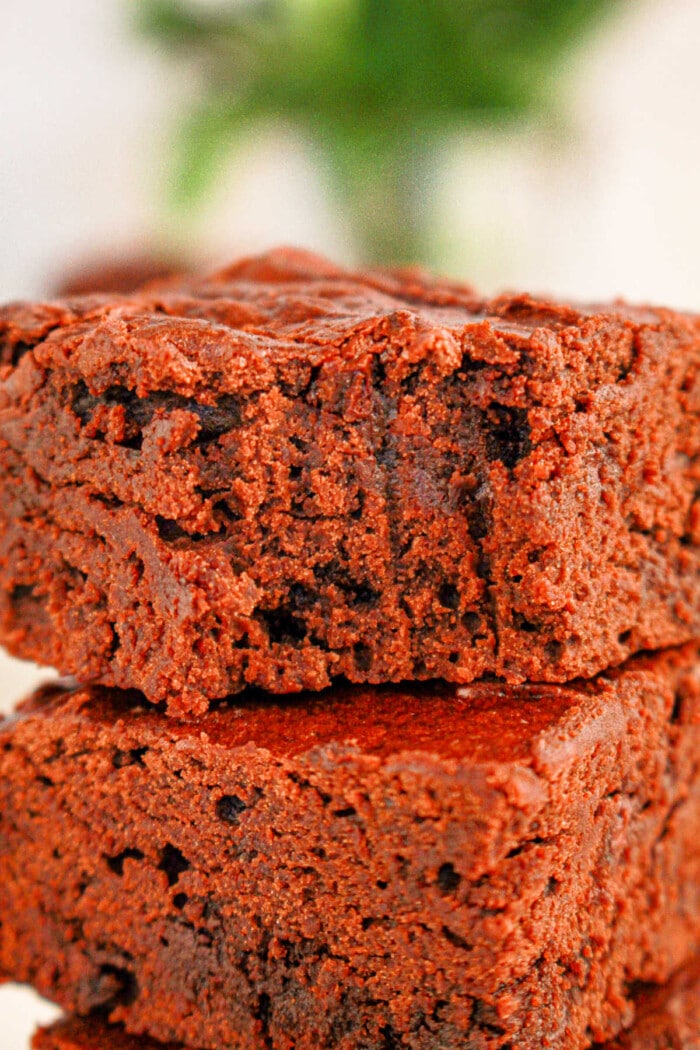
[[1, 248, 700, 712]]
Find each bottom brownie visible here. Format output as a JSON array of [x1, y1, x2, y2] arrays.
[[31, 955, 700, 1049], [4, 647, 700, 1050]]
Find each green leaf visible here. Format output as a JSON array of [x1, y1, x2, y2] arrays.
[[136, 0, 626, 260], [168, 97, 251, 206]]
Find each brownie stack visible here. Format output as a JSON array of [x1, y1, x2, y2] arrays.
[[1, 248, 700, 1049]]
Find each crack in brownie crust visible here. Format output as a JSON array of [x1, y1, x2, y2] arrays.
[[3, 645, 700, 1049], [2, 249, 700, 710]]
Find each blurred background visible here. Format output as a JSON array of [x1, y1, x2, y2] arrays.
[[3, 0, 700, 1044], [4, 0, 700, 310]]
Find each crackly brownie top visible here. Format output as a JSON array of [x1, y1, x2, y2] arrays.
[[0, 246, 693, 406], [11, 645, 690, 770]]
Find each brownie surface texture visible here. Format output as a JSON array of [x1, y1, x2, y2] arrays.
[[4, 646, 700, 1049], [1, 249, 700, 709], [29, 955, 700, 1049]]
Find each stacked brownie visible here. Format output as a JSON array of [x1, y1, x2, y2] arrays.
[[1, 248, 700, 1048]]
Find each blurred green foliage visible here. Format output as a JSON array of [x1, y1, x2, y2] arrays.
[[138, 0, 621, 263]]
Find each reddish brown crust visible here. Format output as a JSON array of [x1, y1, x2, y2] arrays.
[[1, 250, 700, 710], [30, 954, 700, 1049], [4, 645, 700, 1049]]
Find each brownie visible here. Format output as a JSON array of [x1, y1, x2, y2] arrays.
[[4, 646, 700, 1050], [30, 955, 700, 1049], [1, 249, 700, 710], [53, 257, 180, 298]]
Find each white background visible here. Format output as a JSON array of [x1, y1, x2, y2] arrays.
[[4, 0, 700, 1044]]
